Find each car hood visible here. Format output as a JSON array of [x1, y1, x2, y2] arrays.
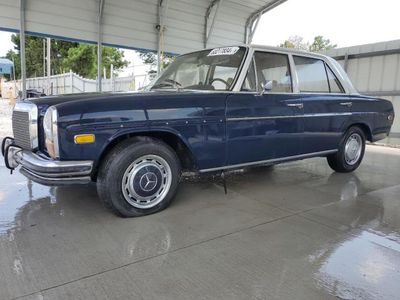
[[26, 90, 215, 115], [28, 90, 191, 106]]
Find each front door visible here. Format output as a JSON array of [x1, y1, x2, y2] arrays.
[[226, 51, 305, 166]]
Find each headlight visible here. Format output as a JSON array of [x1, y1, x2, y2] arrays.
[[43, 106, 59, 159]]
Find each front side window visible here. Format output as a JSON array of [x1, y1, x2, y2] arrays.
[[241, 52, 292, 93], [253, 52, 292, 93], [150, 47, 246, 91], [241, 58, 257, 91], [294, 56, 330, 93]]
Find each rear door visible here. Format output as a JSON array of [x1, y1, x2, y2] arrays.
[[292, 55, 350, 153]]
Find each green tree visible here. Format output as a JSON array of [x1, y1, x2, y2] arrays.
[[5, 34, 127, 79], [309, 35, 337, 52], [61, 44, 128, 79], [279, 35, 309, 51], [61, 44, 95, 78], [137, 50, 175, 75], [279, 35, 337, 53], [101, 46, 128, 78], [6, 34, 78, 78]]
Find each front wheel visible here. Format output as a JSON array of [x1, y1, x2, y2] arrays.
[[327, 126, 366, 173], [97, 137, 181, 217]]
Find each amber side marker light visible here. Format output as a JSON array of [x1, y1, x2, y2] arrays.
[[74, 134, 96, 144]]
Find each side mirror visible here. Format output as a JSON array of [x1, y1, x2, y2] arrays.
[[260, 80, 274, 95]]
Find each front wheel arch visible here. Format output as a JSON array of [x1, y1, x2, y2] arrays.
[[96, 137, 181, 217], [92, 130, 197, 180]]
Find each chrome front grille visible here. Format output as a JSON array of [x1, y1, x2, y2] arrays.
[[13, 111, 31, 149], [12, 102, 38, 150]]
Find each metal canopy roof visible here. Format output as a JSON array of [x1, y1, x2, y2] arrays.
[[0, 0, 287, 97], [0, 0, 285, 53]]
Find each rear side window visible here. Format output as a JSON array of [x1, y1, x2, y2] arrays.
[[294, 56, 344, 93], [294, 56, 329, 93], [326, 65, 344, 93]]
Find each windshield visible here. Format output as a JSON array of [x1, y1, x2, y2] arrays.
[[150, 46, 247, 91]]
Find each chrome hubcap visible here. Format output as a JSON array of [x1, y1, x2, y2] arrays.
[[344, 133, 362, 165], [122, 155, 172, 209]]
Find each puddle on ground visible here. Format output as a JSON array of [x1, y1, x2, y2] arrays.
[[312, 229, 400, 300], [0, 166, 52, 234]]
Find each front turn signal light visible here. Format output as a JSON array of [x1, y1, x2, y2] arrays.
[[74, 134, 95, 144]]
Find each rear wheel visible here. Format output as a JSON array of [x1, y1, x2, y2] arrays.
[[327, 126, 366, 173], [97, 137, 181, 217]]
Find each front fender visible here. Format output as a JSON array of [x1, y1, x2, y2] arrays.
[[93, 126, 199, 171]]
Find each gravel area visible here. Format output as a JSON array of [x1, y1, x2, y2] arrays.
[[0, 99, 13, 139]]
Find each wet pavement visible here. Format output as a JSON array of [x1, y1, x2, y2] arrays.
[[0, 145, 400, 300]]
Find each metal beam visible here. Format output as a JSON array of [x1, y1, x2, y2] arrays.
[[19, 0, 26, 99], [343, 53, 349, 72], [47, 37, 51, 93], [332, 48, 400, 61], [204, 0, 223, 48], [246, 12, 261, 45], [43, 39, 46, 77], [157, 0, 169, 75], [245, 0, 287, 44], [97, 0, 105, 92]]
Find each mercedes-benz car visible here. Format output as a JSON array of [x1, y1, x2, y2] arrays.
[[2, 45, 395, 217]]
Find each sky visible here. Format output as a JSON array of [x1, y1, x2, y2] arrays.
[[252, 0, 400, 47], [1, 0, 399, 69]]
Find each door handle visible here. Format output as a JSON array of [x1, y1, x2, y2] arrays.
[[340, 102, 353, 107], [286, 103, 303, 109]]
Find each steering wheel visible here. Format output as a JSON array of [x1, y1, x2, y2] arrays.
[[164, 78, 182, 87], [210, 78, 230, 89]]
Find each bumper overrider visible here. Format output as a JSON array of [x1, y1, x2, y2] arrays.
[[2, 137, 93, 186]]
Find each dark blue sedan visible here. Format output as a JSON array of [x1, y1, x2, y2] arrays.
[[2, 45, 395, 217]]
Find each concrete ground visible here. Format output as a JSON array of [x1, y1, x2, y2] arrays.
[[374, 135, 400, 148], [0, 145, 400, 300]]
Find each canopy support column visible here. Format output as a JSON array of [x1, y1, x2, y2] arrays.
[[157, 0, 169, 76], [204, 0, 223, 48], [245, 12, 261, 44], [46, 37, 51, 94], [97, 0, 105, 92], [19, 0, 26, 99]]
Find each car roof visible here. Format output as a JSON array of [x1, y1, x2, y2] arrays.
[[197, 44, 331, 61], [181, 45, 359, 95], [247, 44, 330, 60]]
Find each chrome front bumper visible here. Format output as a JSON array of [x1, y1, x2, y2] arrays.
[[2, 138, 93, 186]]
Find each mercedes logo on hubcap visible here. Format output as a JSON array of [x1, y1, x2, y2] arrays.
[[139, 172, 158, 192]]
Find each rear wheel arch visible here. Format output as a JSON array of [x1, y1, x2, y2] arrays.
[[328, 125, 366, 173], [92, 130, 197, 180], [345, 123, 372, 142]]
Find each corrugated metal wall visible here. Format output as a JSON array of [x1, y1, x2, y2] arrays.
[[0, 0, 282, 54], [325, 40, 400, 135]]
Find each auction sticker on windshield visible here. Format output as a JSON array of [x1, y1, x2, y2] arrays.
[[208, 47, 239, 56]]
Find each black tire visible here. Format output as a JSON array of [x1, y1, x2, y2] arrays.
[[327, 126, 366, 173], [97, 137, 181, 217]]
